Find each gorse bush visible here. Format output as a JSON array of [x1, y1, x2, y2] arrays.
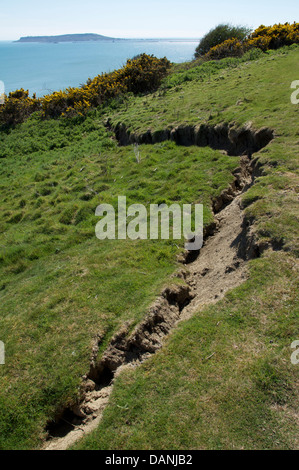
[[195, 24, 250, 58], [246, 35, 271, 52], [42, 54, 171, 119], [0, 54, 171, 125], [0, 89, 41, 127], [205, 38, 246, 60], [201, 22, 299, 61], [41, 88, 91, 119], [248, 22, 299, 49], [1, 25, 298, 128], [121, 54, 171, 94]]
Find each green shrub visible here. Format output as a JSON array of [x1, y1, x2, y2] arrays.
[[205, 38, 245, 60], [248, 22, 299, 49], [200, 22, 299, 61], [246, 35, 272, 52], [0, 89, 41, 127], [42, 54, 171, 119], [121, 54, 171, 94], [195, 23, 250, 58]]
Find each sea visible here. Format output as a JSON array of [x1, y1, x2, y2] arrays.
[[0, 39, 199, 97]]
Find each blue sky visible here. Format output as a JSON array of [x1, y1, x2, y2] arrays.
[[0, 0, 298, 40]]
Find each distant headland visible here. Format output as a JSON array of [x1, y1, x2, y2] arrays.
[[15, 33, 120, 43]]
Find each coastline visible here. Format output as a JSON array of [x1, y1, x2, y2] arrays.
[[0, 39, 198, 97]]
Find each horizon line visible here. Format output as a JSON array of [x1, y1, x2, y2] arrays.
[[0, 34, 201, 42]]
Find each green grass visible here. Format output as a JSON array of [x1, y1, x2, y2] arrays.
[[0, 45, 298, 450], [0, 115, 238, 449], [109, 46, 299, 136], [74, 251, 298, 450], [107, 45, 299, 255]]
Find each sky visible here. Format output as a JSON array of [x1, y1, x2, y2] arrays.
[[0, 0, 298, 40]]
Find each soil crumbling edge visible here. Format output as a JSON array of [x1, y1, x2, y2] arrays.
[[108, 120, 274, 157], [44, 123, 274, 450]]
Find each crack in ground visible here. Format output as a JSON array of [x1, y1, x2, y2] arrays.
[[108, 120, 274, 158], [43, 124, 274, 450]]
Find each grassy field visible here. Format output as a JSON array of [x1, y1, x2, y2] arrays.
[[108, 46, 299, 255], [0, 109, 237, 449], [75, 251, 298, 450], [0, 45, 298, 450]]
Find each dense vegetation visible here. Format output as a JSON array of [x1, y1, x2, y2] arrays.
[[1, 22, 298, 128], [0, 110, 236, 450], [73, 45, 299, 450], [194, 23, 250, 57], [0, 54, 171, 126], [0, 28, 298, 450], [204, 22, 299, 60]]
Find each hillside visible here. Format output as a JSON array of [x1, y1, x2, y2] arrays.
[[0, 45, 298, 450], [15, 33, 117, 43]]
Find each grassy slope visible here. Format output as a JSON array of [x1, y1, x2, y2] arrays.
[[0, 96, 237, 448], [0, 46, 298, 450], [76, 252, 298, 450], [109, 46, 299, 255], [73, 47, 299, 450]]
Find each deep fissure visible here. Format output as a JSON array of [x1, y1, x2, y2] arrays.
[[108, 120, 274, 158], [44, 122, 274, 449]]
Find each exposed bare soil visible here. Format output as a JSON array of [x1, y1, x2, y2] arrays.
[[44, 123, 273, 451]]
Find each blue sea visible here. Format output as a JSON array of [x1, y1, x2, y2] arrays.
[[0, 39, 198, 97]]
